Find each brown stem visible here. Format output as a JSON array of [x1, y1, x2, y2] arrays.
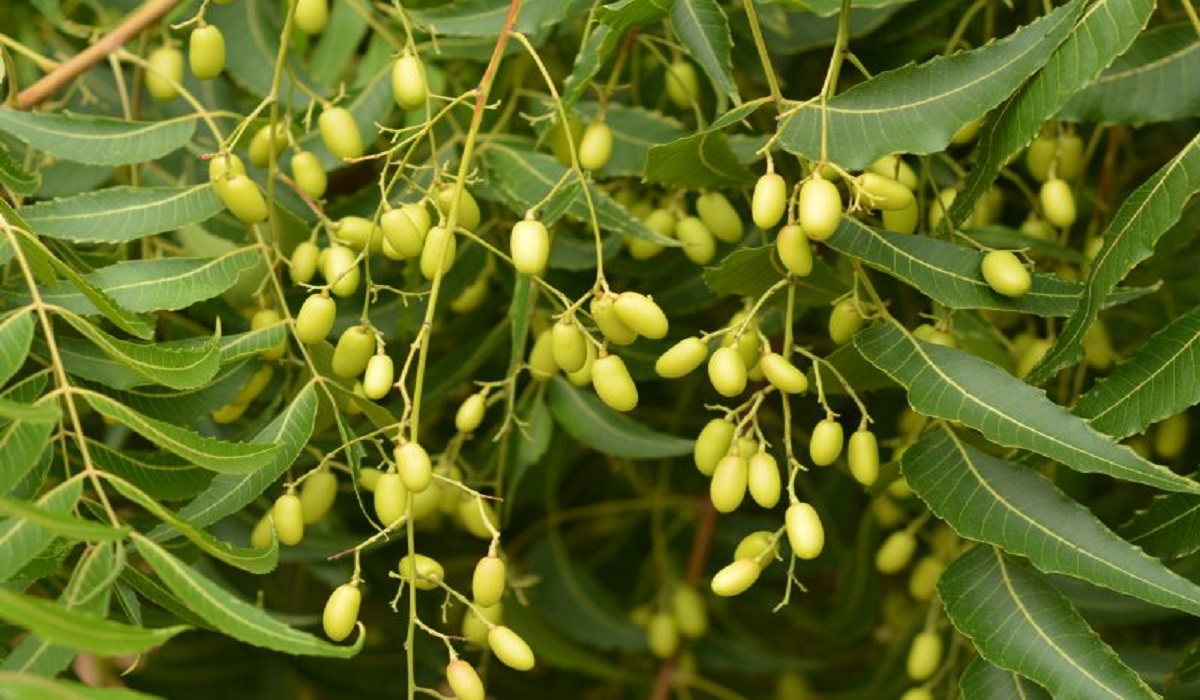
[[16, 0, 180, 109]]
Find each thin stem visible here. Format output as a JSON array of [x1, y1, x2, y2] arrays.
[[817, 0, 853, 163], [742, 0, 782, 106]]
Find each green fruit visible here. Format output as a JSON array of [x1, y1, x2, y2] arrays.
[[551, 321, 588, 374], [906, 632, 942, 681], [866, 155, 918, 190], [696, 191, 744, 243], [396, 442, 433, 493], [1020, 215, 1057, 241], [295, 0, 329, 34], [250, 514, 273, 548], [331, 326, 375, 378], [907, 556, 945, 601], [927, 187, 957, 231], [913, 324, 957, 348], [644, 208, 678, 238], [647, 613, 679, 659], [828, 298, 864, 345], [809, 418, 844, 466], [799, 176, 843, 241], [951, 116, 982, 144], [230, 365, 273, 406], [1056, 131, 1085, 180], [445, 660, 485, 700], [785, 502, 824, 560], [665, 60, 700, 109], [548, 113, 582, 167], [671, 586, 708, 638], [290, 151, 327, 199], [707, 346, 747, 397], [462, 602, 502, 646], [333, 215, 382, 253], [272, 493, 305, 546], [322, 583, 361, 642], [734, 530, 778, 562], [655, 337, 708, 378], [208, 153, 245, 197], [675, 216, 716, 265], [900, 689, 933, 700], [710, 455, 748, 513], [760, 352, 808, 394], [250, 308, 286, 360], [883, 200, 919, 234], [694, 418, 735, 476], [433, 185, 481, 232], [211, 402, 248, 424], [612, 291, 668, 340], [217, 174, 268, 224], [248, 124, 287, 167], [875, 531, 917, 574], [189, 25, 226, 80], [528, 328, 558, 381], [1039, 178, 1076, 228], [847, 430, 880, 486], [458, 497, 499, 539], [300, 469, 338, 524], [776, 224, 813, 276], [146, 46, 183, 102], [981, 250, 1031, 298], [391, 52, 428, 111], [319, 107, 364, 161], [752, 172, 788, 230], [511, 218, 550, 276], [747, 451, 781, 508], [710, 559, 761, 597], [321, 245, 360, 297], [592, 354, 638, 412], [362, 354, 395, 400], [1026, 131, 1057, 181], [858, 172, 915, 211], [591, 295, 638, 345], [578, 122, 614, 171], [488, 626, 536, 671], [1154, 413, 1190, 460], [450, 275, 490, 312], [294, 294, 336, 345], [420, 226, 456, 280], [358, 467, 383, 492], [472, 556, 506, 607], [398, 553, 444, 590], [456, 393, 487, 433], [566, 341, 597, 387], [380, 206, 426, 259]]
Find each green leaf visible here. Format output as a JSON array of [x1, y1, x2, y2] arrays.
[[854, 321, 1200, 495], [0, 586, 187, 656], [104, 475, 277, 574], [0, 143, 40, 195], [1059, 23, 1200, 125], [572, 102, 685, 178], [703, 244, 845, 302], [0, 310, 34, 388], [642, 100, 765, 189], [1118, 493, 1200, 562], [425, 321, 508, 408], [294, 64, 391, 171], [671, 0, 738, 102], [903, 428, 1200, 618], [411, 0, 592, 36], [131, 533, 363, 658], [88, 441, 213, 502], [959, 656, 1051, 700], [0, 415, 55, 497], [57, 310, 220, 391], [0, 109, 197, 166], [948, 0, 1155, 229], [21, 186, 223, 244], [510, 275, 535, 381], [0, 494, 128, 542], [308, 0, 370, 88], [0, 396, 58, 425], [940, 545, 1157, 700], [82, 391, 281, 473], [219, 325, 289, 365], [0, 672, 164, 699], [1028, 133, 1200, 383], [778, 0, 1083, 169], [0, 479, 82, 582], [546, 377, 694, 458], [209, 0, 312, 103], [1073, 305, 1200, 439]]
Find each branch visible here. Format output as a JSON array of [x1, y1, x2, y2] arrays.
[[16, 0, 180, 109]]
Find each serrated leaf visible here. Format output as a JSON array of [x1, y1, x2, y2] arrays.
[[1118, 493, 1200, 562], [671, 0, 738, 102], [131, 533, 362, 657], [0, 586, 187, 656], [562, 25, 618, 110], [0, 494, 128, 542], [546, 377, 693, 458], [940, 546, 1157, 700], [0, 396, 58, 424], [702, 244, 845, 302], [411, 0, 592, 37], [0, 673, 161, 699], [959, 656, 1052, 700], [1059, 23, 1200, 125], [88, 441, 213, 502], [0, 479, 82, 582], [643, 127, 753, 189], [0, 310, 34, 387], [0, 143, 40, 195], [903, 428, 1200, 618], [854, 321, 1200, 495], [0, 393, 55, 496], [0, 109, 196, 166], [82, 391, 280, 473], [948, 0, 1155, 228], [779, 0, 1083, 169], [1029, 133, 1200, 383], [21, 186, 222, 244], [219, 325, 289, 364]]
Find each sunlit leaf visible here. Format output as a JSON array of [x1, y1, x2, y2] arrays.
[[21, 186, 222, 244], [0, 109, 196, 166], [547, 377, 694, 458]]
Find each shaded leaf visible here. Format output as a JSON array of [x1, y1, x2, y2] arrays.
[[1118, 493, 1200, 562], [959, 656, 1052, 700], [88, 441, 213, 502], [0, 673, 162, 699], [58, 309, 219, 390], [0, 109, 196, 166], [0, 479, 82, 582], [573, 102, 686, 178], [547, 377, 693, 458], [22, 186, 222, 244], [0, 494, 128, 542], [410, 0, 592, 36], [671, 0, 738, 102], [0, 310, 34, 388], [0, 143, 40, 195], [0, 586, 187, 656], [643, 100, 765, 189]]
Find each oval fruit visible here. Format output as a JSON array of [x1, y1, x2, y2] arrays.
[[433, 185, 481, 232], [799, 176, 843, 240], [760, 352, 807, 394], [527, 329, 558, 381], [217, 174, 268, 224], [591, 295, 637, 345], [1056, 131, 1084, 180], [612, 292, 668, 340], [785, 502, 824, 560], [828, 298, 864, 345], [809, 418, 844, 466], [300, 469, 338, 524], [455, 392, 487, 433], [776, 224, 813, 276], [710, 455, 748, 513], [694, 418, 735, 476], [578, 122, 614, 171], [331, 326, 375, 378], [445, 660, 485, 700], [462, 603, 502, 646], [980, 250, 1031, 298], [671, 586, 708, 638], [696, 191, 744, 243], [747, 451, 781, 508], [511, 218, 550, 275], [272, 493, 305, 546], [458, 497, 498, 539], [396, 441, 433, 493], [655, 337, 708, 378], [734, 530, 778, 562], [322, 583, 361, 642], [250, 308, 286, 360], [1025, 131, 1057, 181], [906, 632, 942, 681], [420, 226, 456, 280], [488, 626, 536, 671], [866, 154, 918, 190], [230, 365, 273, 406], [333, 216, 382, 253], [373, 472, 408, 527], [908, 556, 945, 601], [295, 0, 329, 34], [398, 553, 444, 590], [644, 208, 677, 238], [675, 216, 716, 265], [876, 530, 917, 574], [391, 52, 428, 111], [321, 245, 360, 297], [548, 113, 582, 167], [710, 559, 761, 597], [472, 556, 506, 607], [566, 341, 596, 387], [592, 354, 638, 412], [362, 354, 395, 400], [551, 321, 588, 374], [208, 152, 245, 199], [913, 324, 957, 348], [1039, 178, 1076, 228], [1154, 412, 1190, 460], [294, 294, 336, 344], [647, 613, 679, 659], [189, 25, 226, 80], [146, 46, 183, 102], [665, 60, 700, 109], [290, 151, 327, 199], [248, 124, 287, 167], [380, 206, 425, 259], [858, 172, 915, 211], [358, 467, 383, 492], [319, 107, 364, 161], [707, 346, 747, 397], [882, 200, 919, 234], [846, 430, 880, 486], [751, 172, 787, 230]]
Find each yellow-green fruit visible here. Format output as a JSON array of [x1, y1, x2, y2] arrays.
[[248, 124, 287, 167], [736, 437, 758, 459], [578, 122, 614, 171], [420, 226, 456, 280], [458, 497, 499, 539], [272, 493, 305, 546], [694, 418, 735, 476], [289, 241, 320, 285], [900, 689, 934, 700], [981, 250, 1032, 298], [463, 603, 503, 646], [551, 322, 588, 374], [710, 559, 761, 597], [1055, 131, 1085, 180], [592, 354, 638, 412], [829, 299, 864, 345], [230, 365, 273, 406], [1040, 178, 1076, 228], [876, 531, 917, 574], [644, 208, 678, 238], [294, 294, 336, 345], [676, 216, 717, 265], [208, 153, 245, 200], [671, 586, 708, 638], [362, 354, 394, 400], [444, 660, 484, 700], [647, 613, 679, 659], [380, 207, 426, 259], [396, 441, 433, 493], [322, 584, 361, 642], [760, 352, 808, 395], [211, 402, 248, 424], [391, 52, 428, 111], [548, 113, 582, 167], [847, 430, 880, 487], [888, 476, 914, 499], [952, 116, 982, 144], [696, 191, 744, 243], [707, 346, 747, 397], [591, 295, 638, 345], [511, 218, 551, 276], [906, 632, 942, 681], [300, 469, 338, 524], [613, 292, 669, 340], [809, 419, 844, 466], [146, 46, 183, 102], [433, 185, 481, 232], [752, 172, 788, 230], [913, 324, 958, 348], [321, 245, 360, 297], [627, 237, 664, 260], [883, 200, 919, 234], [665, 60, 700, 109], [908, 556, 945, 601], [799, 176, 843, 241], [528, 328, 558, 381], [290, 151, 327, 199], [358, 467, 383, 492], [218, 174, 269, 224], [735, 530, 778, 562], [295, 0, 329, 34], [1021, 215, 1057, 241], [373, 472, 408, 526], [451, 276, 490, 313], [927, 187, 957, 231], [189, 25, 226, 80], [472, 556, 506, 607], [747, 451, 781, 508], [567, 341, 597, 387], [656, 337, 708, 379], [344, 383, 365, 416], [319, 107, 364, 161], [334, 216, 382, 253], [250, 308, 286, 360], [456, 393, 487, 433], [1025, 132, 1058, 181], [1154, 413, 1190, 460], [776, 224, 813, 277], [866, 155, 919, 191], [331, 326, 375, 378], [398, 553, 444, 590], [488, 626, 536, 671], [710, 455, 749, 513], [858, 172, 915, 211], [250, 514, 273, 548], [731, 326, 762, 371], [785, 502, 824, 560]]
